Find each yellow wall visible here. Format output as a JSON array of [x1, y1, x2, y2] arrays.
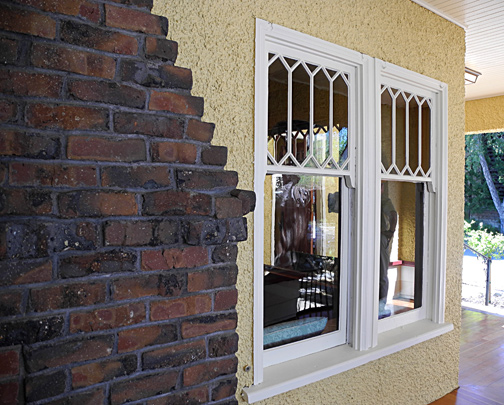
[[466, 95, 504, 134], [154, 0, 465, 403]]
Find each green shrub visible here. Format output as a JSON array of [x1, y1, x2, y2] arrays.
[[464, 220, 504, 260]]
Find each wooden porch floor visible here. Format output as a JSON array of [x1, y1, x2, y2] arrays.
[[430, 308, 504, 404]]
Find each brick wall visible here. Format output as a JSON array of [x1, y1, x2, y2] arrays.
[[0, 1, 254, 403]]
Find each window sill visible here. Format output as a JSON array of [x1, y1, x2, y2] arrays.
[[242, 320, 453, 403]]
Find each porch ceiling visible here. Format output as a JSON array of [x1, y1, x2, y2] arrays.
[[413, 0, 504, 101]]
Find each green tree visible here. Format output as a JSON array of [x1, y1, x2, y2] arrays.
[[465, 132, 504, 234]]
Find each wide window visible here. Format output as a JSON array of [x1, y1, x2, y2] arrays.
[[247, 20, 450, 402]]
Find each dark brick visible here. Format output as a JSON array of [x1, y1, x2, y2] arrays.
[[0, 316, 64, 347], [181, 313, 237, 339], [61, 20, 138, 55], [149, 90, 203, 116], [148, 387, 208, 405], [183, 357, 237, 387], [145, 37, 177, 62], [230, 189, 256, 215], [104, 220, 178, 246], [226, 217, 248, 242], [183, 220, 227, 246], [110, 372, 178, 405], [59, 250, 137, 278], [71, 354, 137, 388], [0, 100, 16, 123], [26, 369, 66, 402], [150, 294, 211, 321], [102, 165, 171, 189], [16, 0, 100, 22], [112, 273, 184, 300], [151, 141, 197, 163], [214, 289, 238, 311], [201, 145, 227, 166], [187, 265, 238, 293], [0, 259, 52, 286], [25, 334, 114, 373], [68, 79, 146, 108], [212, 244, 238, 263], [0, 381, 20, 404], [186, 119, 214, 142], [105, 4, 167, 35], [118, 323, 177, 353], [143, 191, 211, 216], [0, 4, 56, 38], [0, 37, 18, 64], [177, 170, 238, 190], [0, 290, 23, 316], [58, 190, 138, 217], [119, 59, 163, 87], [26, 103, 108, 131], [0, 349, 20, 377], [70, 302, 145, 333], [47, 388, 106, 405], [211, 378, 238, 402], [9, 162, 96, 187], [2, 222, 49, 259], [0, 131, 60, 159], [114, 112, 184, 138], [0, 70, 63, 98], [108, 0, 153, 10], [0, 189, 52, 216], [215, 197, 242, 219], [158, 64, 192, 89], [31, 43, 116, 79], [143, 340, 205, 370], [67, 136, 145, 162], [30, 282, 107, 312]]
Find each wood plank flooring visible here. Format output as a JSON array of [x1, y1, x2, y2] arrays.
[[431, 308, 504, 404]]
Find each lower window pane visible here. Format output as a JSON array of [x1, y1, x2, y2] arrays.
[[379, 180, 424, 319], [263, 174, 341, 349]]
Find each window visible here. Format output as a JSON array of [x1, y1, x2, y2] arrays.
[[245, 20, 450, 402]]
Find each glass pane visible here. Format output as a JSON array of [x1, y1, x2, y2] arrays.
[[421, 101, 431, 174], [263, 174, 341, 349], [408, 97, 420, 173], [292, 64, 310, 165], [313, 69, 330, 165], [381, 88, 393, 172], [333, 75, 349, 167], [268, 58, 289, 165], [379, 181, 424, 320]]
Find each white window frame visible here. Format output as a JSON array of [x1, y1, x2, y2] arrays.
[[243, 19, 451, 403]]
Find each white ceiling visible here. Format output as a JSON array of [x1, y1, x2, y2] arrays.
[[412, 0, 504, 101]]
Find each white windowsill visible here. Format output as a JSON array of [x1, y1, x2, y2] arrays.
[[242, 320, 453, 403]]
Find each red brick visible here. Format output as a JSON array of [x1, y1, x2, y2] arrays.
[[0, 189, 52, 215], [0, 259, 52, 286], [209, 333, 238, 358], [183, 358, 237, 387], [50, 388, 106, 405], [31, 43, 116, 79], [118, 324, 177, 353], [0, 37, 18, 64], [158, 246, 208, 270], [202, 145, 227, 166], [151, 141, 197, 163], [150, 294, 211, 321], [16, 0, 100, 22], [187, 265, 238, 292], [215, 197, 243, 218], [104, 220, 178, 246], [215, 288, 238, 311], [143, 191, 211, 216], [149, 90, 204, 116], [25, 335, 114, 372], [159, 64, 192, 89], [147, 387, 208, 405], [0, 100, 16, 123], [211, 378, 238, 402], [0, 130, 60, 159], [0, 4, 56, 39], [110, 372, 178, 405], [105, 4, 167, 35], [231, 189, 256, 215], [59, 251, 137, 278], [114, 112, 184, 138], [26, 104, 108, 131], [58, 190, 138, 217], [181, 314, 237, 339], [102, 165, 171, 189], [145, 37, 177, 62], [70, 302, 145, 333], [0, 349, 20, 377], [71, 355, 137, 388], [67, 136, 146, 162], [0, 381, 20, 404], [30, 282, 106, 312], [68, 79, 146, 108], [177, 170, 238, 190], [9, 162, 96, 187], [112, 273, 183, 301], [143, 340, 205, 370], [0, 70, 62, 98], [186, 119, 214, 142], [0, 290, 23, 316]]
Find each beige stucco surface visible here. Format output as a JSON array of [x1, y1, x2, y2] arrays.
[[154, 0, 466, 403], [466, 95, 504, 134]]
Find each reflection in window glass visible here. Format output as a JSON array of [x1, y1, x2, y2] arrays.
[[263, 175, 341, 349], [379, 181, 424, 319]]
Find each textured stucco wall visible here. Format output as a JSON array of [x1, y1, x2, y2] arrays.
[[154, 0, 465, 403], [466, 95, 504, 134]]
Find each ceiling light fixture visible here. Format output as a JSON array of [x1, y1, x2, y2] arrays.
[[465, 67, 481, 84]]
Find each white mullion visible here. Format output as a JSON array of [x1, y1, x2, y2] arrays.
[[392, 94, 397, 168], [418, 98, 423, 175]]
